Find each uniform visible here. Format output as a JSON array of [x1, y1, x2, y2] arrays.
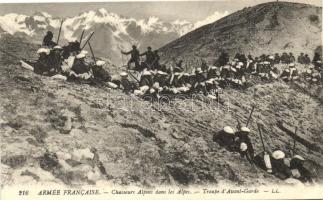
[[213, 126, 237, 151], [122, 45, 140, 70]]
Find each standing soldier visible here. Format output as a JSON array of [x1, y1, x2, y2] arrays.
[[140, 46, 155, 69], [152, 50, 161, 70], [42, 31, 57, 48], [121, 45, 140, 70]]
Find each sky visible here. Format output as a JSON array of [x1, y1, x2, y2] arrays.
[[0, 0, 321, 22]]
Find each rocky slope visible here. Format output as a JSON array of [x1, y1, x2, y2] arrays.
[[159, 1, 322, 66], [1, 37, 323, 187]]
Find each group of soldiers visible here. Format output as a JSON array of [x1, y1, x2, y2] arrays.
[[214, 125, 315, 184], [31, 31, 111, 85], [116, 50, 322, 100], [32, 31, 322, 102], [22, 31, 321, 185]]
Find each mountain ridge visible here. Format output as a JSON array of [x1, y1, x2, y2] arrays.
[[159, 1, 322, 66]]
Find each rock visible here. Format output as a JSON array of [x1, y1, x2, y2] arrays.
[[1, 155, 27, 168], [284, 178, 304, 186], [39, 151, 60, 171], [56, 151, 72, 161], [72, 148, 94, 162], [58, 159, 73, 171], [65, 159, 82, 167], [171, 132, 183, 139], [87, 168, 101, 183], [69, 128, 83, 136]]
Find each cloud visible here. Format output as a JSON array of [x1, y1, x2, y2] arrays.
[[193, 11, 229, 29]]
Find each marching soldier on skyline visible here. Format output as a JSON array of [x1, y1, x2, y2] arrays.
[[121, 45, 140, 70]]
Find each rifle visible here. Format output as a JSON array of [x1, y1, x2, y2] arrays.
[[292, 127, 297, 156], [56, 19, 64, 44], [246, 105, 255, 127], [257, 123, 266, 152], [81, 32, 95, 50], [88, 41, 96, 63], [235, 112, 242, 130], [79, 30, 85, 46], [0, 48, 48, 70], [0, 48, 30, 62], [127, 70, 140, 83]]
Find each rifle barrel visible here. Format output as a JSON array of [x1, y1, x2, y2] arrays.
[[257, 123, 266, 152], [81, 32, 95, 50], [0, 48, 28, 61], [88, 41, 96, 63], [246, 106, 255, 127], [56, 19, 64, 44], [292, 127, 298, 156], [79, 30, 85, 46]]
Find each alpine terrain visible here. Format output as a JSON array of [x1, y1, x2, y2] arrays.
[[0, 1, 323, 190]]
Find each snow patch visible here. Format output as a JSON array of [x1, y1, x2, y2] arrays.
[[0, 13, 33, 35], [193, 11, 229, 29]]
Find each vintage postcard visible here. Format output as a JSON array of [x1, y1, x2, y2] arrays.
[[0, 0, 322, 199]]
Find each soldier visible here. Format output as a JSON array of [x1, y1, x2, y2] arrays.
[[303, 54, 311, 65], [271, 150, 292, 180], [193, 68, 206, 93], [42, 31, 57, 48], [312, 52, 321, 66], [290, 155, 314, 183], [281, 63, 299, 82], [121, 45, 140, 70], [217, 52, 229, 67], [311, 69, 321, 84], [69, 51, 93, 80], [207, 66, 218, 79], [289, 52, 296, 64], [152, 50, 161, 70], [289, 63, 299, 81], [34, 48, 51, 75], [139, 70, 153, 87], [120, 72, 136, 94], [92, 60, 111, 82], [235, 127, 255, 162], [140, 46, 155, 69], [48, 45, 63, 74], [281, 52, 289, 64], [213, 126, 237, 151], [174, 60, 184, 73], [201, 60, 209, 72], [254, 151, 273, 173], [297, 53, 305, 64], [274, 53, 280, 64]]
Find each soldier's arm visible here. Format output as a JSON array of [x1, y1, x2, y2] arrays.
[[121, 50, 132, 55], [139, 51, 147, 56]]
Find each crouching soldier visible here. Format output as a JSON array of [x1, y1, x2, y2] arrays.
[[281, 63, 299, 82], [213, 126, 237, 151], [92, 60, 111, 82], [311, 69, 321, 84], [34, 48, 51, 75], [235, 127, 255, 163], [69, 51, 93, 81], [271, 150, 292, 180], [47, 46, 63, 74], [120, 72, 136, 94], [290, 155, 314, 184], [254, 151, 273, 173]]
